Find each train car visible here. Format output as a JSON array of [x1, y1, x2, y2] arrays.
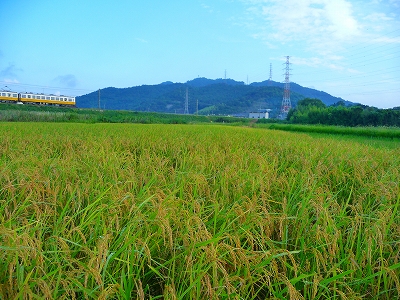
[[19, 92, 76, 106], [0, 91, 76, 106], [0, 91, 19, 103]]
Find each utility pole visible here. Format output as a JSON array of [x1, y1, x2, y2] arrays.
[[184, 87, 189, 114], [98, 89, 101, 110]]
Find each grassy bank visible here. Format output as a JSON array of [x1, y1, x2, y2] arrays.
[[0, 103, 249, 125], [257, 123, 400, 139], [0, 123, 399, 299]]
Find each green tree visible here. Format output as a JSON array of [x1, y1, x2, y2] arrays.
[[296, 98, 326, 109]]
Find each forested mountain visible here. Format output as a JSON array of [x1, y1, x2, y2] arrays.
[[250, 80, 351, 106], [76, 78, 349, 117]]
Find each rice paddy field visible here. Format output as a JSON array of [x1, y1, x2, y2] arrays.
[[0, 122, 399, 299]]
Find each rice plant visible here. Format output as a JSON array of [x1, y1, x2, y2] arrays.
[[0, 123, 399, 299]]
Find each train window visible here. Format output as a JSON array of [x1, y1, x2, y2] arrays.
[[1, 93, 5, 96], [27, 95, 31, 99], [13, 94, 17, 97], [46, 97, 50, 100], [51, 97, 55, 100], [56, 97, 59, 100], [41, 96, 45, 100]]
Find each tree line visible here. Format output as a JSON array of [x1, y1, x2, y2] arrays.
[[287, 98, 400, 127]]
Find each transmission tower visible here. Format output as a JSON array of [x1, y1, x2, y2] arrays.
[[280, 56, 291, 119], [268, 63, 272, 86], [184, 87, 189, 114]]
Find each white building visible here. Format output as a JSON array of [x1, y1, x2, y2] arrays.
[[249, 109, 270, 119]]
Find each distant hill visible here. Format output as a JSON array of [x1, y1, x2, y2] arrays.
[[77, 77, 350, 117]]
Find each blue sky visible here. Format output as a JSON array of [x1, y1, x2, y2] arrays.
[[1, 0, 399, 108]]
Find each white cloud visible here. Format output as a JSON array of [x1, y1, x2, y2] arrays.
[[324, 1, 360, 39], [53, 74, 78, 88], [289, 55, 354, 71], [200, 1, 214, 13], [241, 0, 361, 53], [3, 78, 20, 84], [369, 0, 382, 4], [389, 0, 400, 7], [372, 36, 400, 43], [363, 12, 393, 22], [0, 63, 23, 78], [135, 38, 148, 43]]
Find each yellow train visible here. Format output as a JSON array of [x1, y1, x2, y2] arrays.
[[0, 91, 76, 106]]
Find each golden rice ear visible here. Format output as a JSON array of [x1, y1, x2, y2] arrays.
[[1, 123, 398, 299], [134, 280, 145, 300]]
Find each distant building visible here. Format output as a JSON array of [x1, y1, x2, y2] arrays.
[[249, 109, 271, 119]]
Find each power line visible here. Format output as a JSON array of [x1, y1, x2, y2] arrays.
[[340, 40, 400, 59], [338, 88, 400, 96], [296, 66, 400, 84], [0, 80, 93, 94], [332, 28, 400, 55]]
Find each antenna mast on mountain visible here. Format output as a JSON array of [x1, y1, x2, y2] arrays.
[[279, 56, 291, 119], [184, 87, 189, 114], [268, 63, 272, 86]]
